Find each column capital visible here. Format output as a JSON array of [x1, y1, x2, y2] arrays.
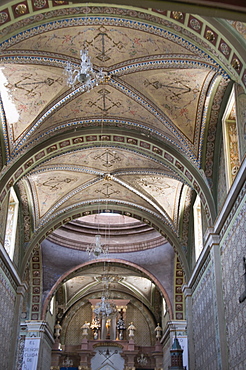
[[182, 284, 192, 298], [23, 320, 54, 344], [17, 282, 28, 296]]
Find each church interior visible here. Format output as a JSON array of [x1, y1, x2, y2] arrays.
[[0, 1, 245, 369]]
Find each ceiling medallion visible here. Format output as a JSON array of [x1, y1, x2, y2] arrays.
[[65, 50, 107, 91]]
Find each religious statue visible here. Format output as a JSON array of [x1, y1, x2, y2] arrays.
[[127, 322, 136, 338], [116, 309, 126, 340], [155, 323, 162, 339], [54, 321, 62, 339], [90, 317, 101, 340], [81, 321, 90, 337]]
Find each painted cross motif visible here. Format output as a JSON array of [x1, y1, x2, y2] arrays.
[[93, 149, 121, 167], [88, 88, 121, 113], [95, 182, 120, 198], [93, 26, 124, 62], [6, 75, 63, 97], [144, 78, 200, 102], [239, 257, 246, 303]]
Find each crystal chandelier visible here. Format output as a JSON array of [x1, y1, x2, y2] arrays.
[[65, 49, 107, 91], [93, 296, 116, 317], [86, 234, 108, 258]]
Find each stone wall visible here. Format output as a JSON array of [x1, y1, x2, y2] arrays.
[[220, 197, 246, 369], [0, 263, 17, 368]]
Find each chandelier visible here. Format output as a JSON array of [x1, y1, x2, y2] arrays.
[[86, 234, 108, 258], [94, 296, 116, 318], [93, 274, 116, 317], [64, 49, 107, 91]]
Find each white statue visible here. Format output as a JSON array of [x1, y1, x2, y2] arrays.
[[127, 322, 136, 338], [81, 321, 90, 337], [54, 321, 62, 339], [155, 323, 162, 339]]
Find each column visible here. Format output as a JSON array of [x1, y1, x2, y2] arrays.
[[21, 320, 54, 370]]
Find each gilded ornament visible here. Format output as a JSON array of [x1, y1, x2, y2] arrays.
[[54, 1, 66, 4], [25, 160, 33, 168], [153, 147, 161, 154], [73, 137, 83, 143], [7, 179, 14, 188], [127, 138, 137, 144], [15, 4, 27, 15], [124, 212, 131, 217], [205, 30, 215, 41], [172, 11, 183, 20], [46, 229, 53, 235], [83, 211, 91, 215], [47, 145, 57, 152], [104, 174, 112, 181], [100, 135, 110, 141], [143, 218, 150, 224], [232, 58, 240, 70]]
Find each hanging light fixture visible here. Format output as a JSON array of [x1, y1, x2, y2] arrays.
[[64, 49, 107, 91], [93, 296, 116, 318], [93, 275, 117, 317], [86, 234, 108, 258]]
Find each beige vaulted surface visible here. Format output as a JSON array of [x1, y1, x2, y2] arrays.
[[0, 2, 245, 367]]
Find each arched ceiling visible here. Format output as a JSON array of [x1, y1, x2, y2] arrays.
[[0, 1, 245, 287]]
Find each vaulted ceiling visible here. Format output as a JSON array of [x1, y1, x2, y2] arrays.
[[0, 1, 245, 319]]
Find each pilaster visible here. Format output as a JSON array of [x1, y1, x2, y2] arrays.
[[182, 286, 194, 370], [21, 320, 54, 370], [11, 282, 28, 370], [209, 237, 229, 370]]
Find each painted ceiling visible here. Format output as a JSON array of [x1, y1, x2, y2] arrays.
[[0, 1, 245, 319]]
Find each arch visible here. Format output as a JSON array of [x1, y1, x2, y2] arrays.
[[1, 128, 216, 229], [21, 202, 190, 279], [41, 258, 174, 320]]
